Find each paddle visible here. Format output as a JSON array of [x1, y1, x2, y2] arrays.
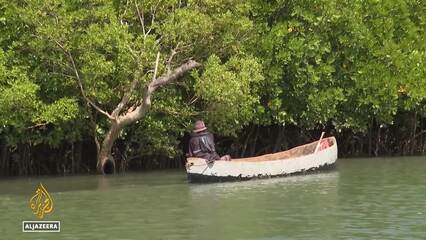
[[314, 132, 325, 153]]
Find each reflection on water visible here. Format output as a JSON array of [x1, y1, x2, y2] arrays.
[[189, 171, 339, 193], [97, 176, 110, 191], [0, 157, 425, 240], [189, 171, 339, 201], [188, 172, 340, 240]]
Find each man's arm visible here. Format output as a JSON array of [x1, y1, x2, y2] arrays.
[[206, 133, 216, 152]]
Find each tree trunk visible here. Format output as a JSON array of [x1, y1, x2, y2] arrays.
[[374, 124, 381, 157], [71, 143, 75, 174], [74, 141, 82, 173], [410, 112, 417, 155], [421, 118, 425, 155], [95, 59, 201, 174], [241, 125, 254, 157], [97, 122, 122, 174], [1, 139, 9, 176], [368, 120, 373, 157], [273, 126, 283, 152], [250, 126, 260, 156]]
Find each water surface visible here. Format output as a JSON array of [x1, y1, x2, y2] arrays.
[[0, 157, 425, 239]]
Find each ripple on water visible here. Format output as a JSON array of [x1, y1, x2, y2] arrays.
[[1, 157, 426, 240]]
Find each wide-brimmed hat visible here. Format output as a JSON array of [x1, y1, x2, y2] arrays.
[[193, 120, 207, 133]]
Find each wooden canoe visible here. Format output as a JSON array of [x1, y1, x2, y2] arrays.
[[186, 136, 338, 183]]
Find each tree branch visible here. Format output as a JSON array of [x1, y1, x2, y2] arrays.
[[166, 42, 181, 73], [88, 109, 101, 156], [119, 0, 130, 25], [27, 123, 49, 130], [152, 52, 160, 82], [111, 74, 139, 117], [134, 0, 146, 36], [151, 59, 201, 89], [52, 39, 114, 120], [119, 59, 201, 126], [145, 1, 160, 36], [135, 0, 159, 38]]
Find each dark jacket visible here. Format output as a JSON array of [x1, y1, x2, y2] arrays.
[[188, 131, 220, 161]]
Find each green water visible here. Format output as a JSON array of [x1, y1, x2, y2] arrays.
[[0, 157, 425, 240]]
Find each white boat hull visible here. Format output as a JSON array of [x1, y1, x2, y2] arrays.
[[186, 137, 338, 182]]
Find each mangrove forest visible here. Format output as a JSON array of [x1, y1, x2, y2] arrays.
[[0, 0, 425, 176]]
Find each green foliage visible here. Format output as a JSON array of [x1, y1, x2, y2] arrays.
[[0, 51, 80, 146], [0, 79, 39, 128], [193, 55, 263, 135], [0, 0, 425, 166], [253, 0, 426, 132], [0, 0, 261, 158]]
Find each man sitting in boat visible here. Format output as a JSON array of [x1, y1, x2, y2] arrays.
[[187, 120, 231, 163]]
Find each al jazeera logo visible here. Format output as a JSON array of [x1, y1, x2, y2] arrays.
[[22, 183, 61, 232]]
